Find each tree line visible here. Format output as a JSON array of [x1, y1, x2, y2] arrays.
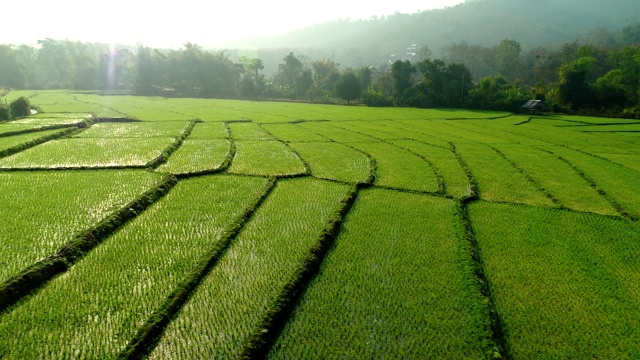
[[1, 38, 640, 117]]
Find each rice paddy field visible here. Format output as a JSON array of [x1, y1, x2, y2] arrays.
[[1, 90, 639, 359]]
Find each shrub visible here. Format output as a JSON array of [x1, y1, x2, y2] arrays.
[[10, 96, 31, 118], [0, 103, 10, 120], [362, 89, 393, 107]]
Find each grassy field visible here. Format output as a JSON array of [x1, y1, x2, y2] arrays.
[[0, 90, 638, 359]]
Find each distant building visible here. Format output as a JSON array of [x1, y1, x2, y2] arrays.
[[521, 100, 545, 112]]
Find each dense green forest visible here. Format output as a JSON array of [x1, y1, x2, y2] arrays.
[[248, 0, 640, 58]]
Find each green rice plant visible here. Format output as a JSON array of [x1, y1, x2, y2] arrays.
[[495, 145, 618, 215], [186, 121, 228, 139], [289, 142, 371, 183], [507, 120, 637, 153], [544, 145, 640, 219], [348, 141, 439, 193], [270, 189, 486, 359], [455, 143, 554, 207], [260, 123, 328, 142], [577, 124, 640, 132], [424, 120, 521, 145], [470, 202, 640, 359], [2, 90, 38, 103], [228, 140, 306, 176], [0, 123, 51, 135], [297, 122, 380, 143], [595, 153, 640, 172], [10, 114, 92, 126], [0, 175, 269, 359], [544, 114, 640, 125], [391, 139, 471, 198], [438, 120, 545, 145], [228, 122, 275, 140], [76, 94, 195, 121], [156, 139, 231, 174], [0, 129, 75, 156], [22, 91, 507, 123], [326, 121, 408, 140], [0, 137, 176, 168], [0, 170, 164, 285], [73, 121, 190, 138], [362, 121, 454, 148], [149, 178, 350, 359]]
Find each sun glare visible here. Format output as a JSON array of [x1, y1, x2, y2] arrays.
[[2, 0, 464, 47]]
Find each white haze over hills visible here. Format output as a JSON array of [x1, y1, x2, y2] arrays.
[[1, 0, 465, 48]]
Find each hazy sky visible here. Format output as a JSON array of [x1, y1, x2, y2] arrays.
[[2, 0, 465, 48]]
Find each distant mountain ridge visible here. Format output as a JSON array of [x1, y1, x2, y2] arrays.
[[235, 0, 640, 52]]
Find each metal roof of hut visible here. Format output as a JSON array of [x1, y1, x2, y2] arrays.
[[522, 100, 544, 110]]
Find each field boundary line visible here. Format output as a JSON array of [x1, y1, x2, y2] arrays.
[[0, 174, 178, 314], [0, 123, 79, 138], [445, 113, 514, 120], [258, 123, 312, 176], [118, 177, 278, 359], [558, 144, 640, 172], [325, 122, 443, 193], [240, 184, 360, 359], [147, 119, 198, 169], [170, 122, 237, 179], [71, 94, 128, 118], [291, 123, 376, 184], [449, 142, 478, 199], [451, 143, 508, 357], [514, 117, 534, 126], [0, 117, 94, 160], [538, 147, 637, 222], [456, 198, 509, 359], [384, 122, 454, 149], [489, 145, 564, 208]]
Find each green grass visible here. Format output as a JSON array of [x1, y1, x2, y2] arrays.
[[72, 121, 190, 138], [0, 137, 176, 168], [149, 178, 350, 359], [187, 121, 228, 139], [156, 139, 230, 174], [228, 122, 275, 140], [349, 142, 440, 193], [0, 170, 165, 285], [326, 121, 408, 140], [470, 202, 640, 359], [0, 129, 73, 154], [9, 114, 91, 126], [390, 139, 471, 198], [289, 142, 371, 183], [270, 189, 485, 359], [228, 140, 306, 176], [456, 143, 555, 207], [260, 123, 328, 142], [1, 90, 638, 358], [297, 122, 380, 143], [0, 175, 268, 359], [495, 144, 618, 215], [596, 153, 640, 172], [544, 145, 640, 219]]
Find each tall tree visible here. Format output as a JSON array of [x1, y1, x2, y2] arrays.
[[335, 72, 361, 104], [558, 56, 595, 109], [0, 45, 25, 88], [496, 39, 522, 80], [391, 60, 415, 105]]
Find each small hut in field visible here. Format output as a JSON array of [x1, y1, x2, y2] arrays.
[[521, 100, 544, 112]]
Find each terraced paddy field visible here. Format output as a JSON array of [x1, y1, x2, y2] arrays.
[[0, 90, 638, 359]]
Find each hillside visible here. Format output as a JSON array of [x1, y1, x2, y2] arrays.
[[231, 0, 640, 61]]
